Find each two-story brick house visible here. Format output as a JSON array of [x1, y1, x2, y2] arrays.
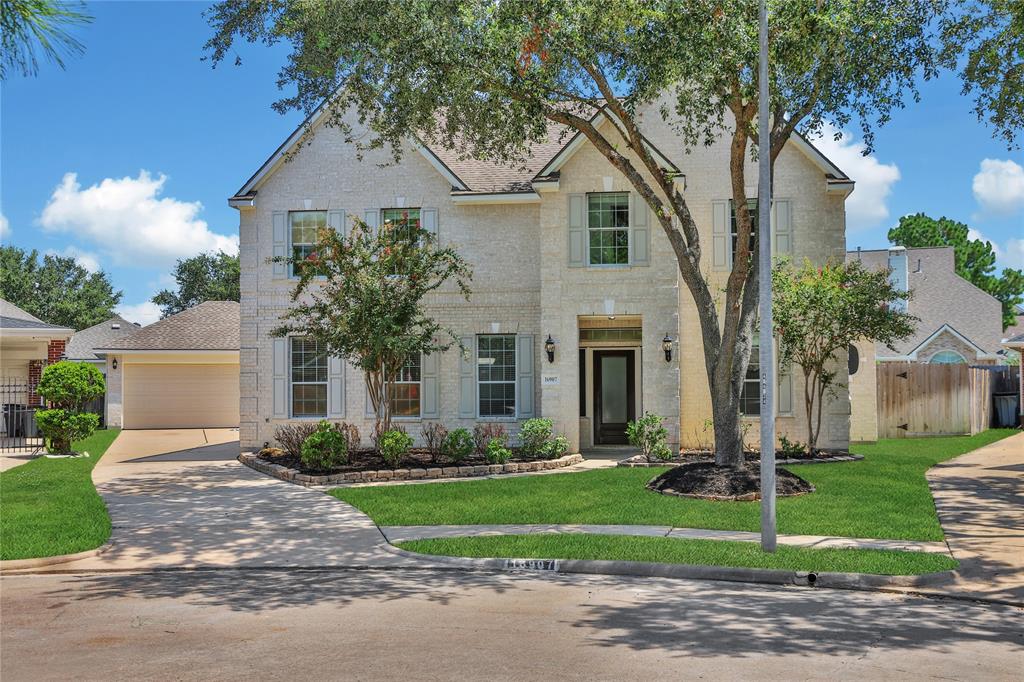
[[231, 101, 853, 454]]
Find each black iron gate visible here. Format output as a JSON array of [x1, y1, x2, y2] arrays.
[[1, 378, 44, 452]]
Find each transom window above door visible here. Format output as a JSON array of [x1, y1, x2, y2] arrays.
[[588, 193, 630, 266], [289, 210, 327, 276]]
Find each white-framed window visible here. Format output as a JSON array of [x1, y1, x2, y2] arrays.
[[741, 336, 761, 416], [289, 210, 327, 277], [929, 350, 966, 364], [477, 334, 516, 417], [587, 192, 629, 266], [290, 336, 327, 417], [381, 208, 421, 243], [730, 198, 758, 265], [389, 354, 421, 418]]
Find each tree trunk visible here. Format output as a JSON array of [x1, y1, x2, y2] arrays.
[[711, 381, 745, 468]]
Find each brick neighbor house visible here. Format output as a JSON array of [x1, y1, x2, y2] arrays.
[[230, 100, 854, 454]]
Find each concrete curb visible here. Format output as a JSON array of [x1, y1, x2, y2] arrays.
[[379, 542, 959, 592], [0, 542, 112, 573]]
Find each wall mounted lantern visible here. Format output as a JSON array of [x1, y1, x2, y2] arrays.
[[544, 335, 556, 363], [662, 335, 673, 362], [112, 358, 118, 370]]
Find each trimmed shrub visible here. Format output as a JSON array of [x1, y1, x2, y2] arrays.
[[543, 434, 570, 460], [626, 412, 673, 462], [378, 428, 413, 468], [421, 422, 449, 464], [473, 422, 507, 454], [35, 361, 105, 454], [485, 435, 512, 464], [779, 435, 807, 457], [519, 418, 555, 459], [300, 420, 349, 471], [442, 427, 474, 464], [275, 423, 319, 457]]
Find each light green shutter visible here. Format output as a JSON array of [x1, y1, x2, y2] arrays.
[[568, 194, 586, 267], [272, 211, 287, 279], [421, 352, 440, 418], [363, 209, 380, 238], [516, 334, 535, 418], [272, 337, 287, 418], [327, 356, 345, 418], [458, 336, 476, 418], [712, 201, 729, 270], [630, 193, 650, 266], [421, 207, 438, 243], [772, 199, 792, 257], [328, 209, 346, 239]]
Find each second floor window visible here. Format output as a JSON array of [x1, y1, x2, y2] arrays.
[[730, 199, 758, 266], [588, 193, 629, 266], [381, 208, 421, 243], [389, 354, 421, 417], [290, 336, 327, 417], [290, 210, 327, 276], [741, 337, 761, 417]]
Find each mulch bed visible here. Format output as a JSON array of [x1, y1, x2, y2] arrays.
[[620, 449, 862, 468], [261, 448, 538, 476], [647, 462, 815, 501]]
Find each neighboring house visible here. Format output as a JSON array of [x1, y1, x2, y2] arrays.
[[0, 299, 74, 447], [96, 301, 240, 430], [65, 315, 141, 376], [0, 298, 74, 392], [1001, 333, 1024, 423], [230, 100, 854, 454], [847, 246, 1006, 441]]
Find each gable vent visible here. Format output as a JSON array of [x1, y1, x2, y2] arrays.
[[111, 323, 121, 330]]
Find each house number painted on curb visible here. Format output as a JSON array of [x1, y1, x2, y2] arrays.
[[504, 559, 559, 571], [542, 375, 560, 386]]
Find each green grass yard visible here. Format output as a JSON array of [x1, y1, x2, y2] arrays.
[[0, 429, 120, 561], [333, 430, 1015, 542], [397, 534, 959, 576]]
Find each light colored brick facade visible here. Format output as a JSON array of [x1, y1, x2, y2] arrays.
[[234, 103, 852, 453]]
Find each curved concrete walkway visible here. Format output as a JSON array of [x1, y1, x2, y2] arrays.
[[62, 429, 423, 570]]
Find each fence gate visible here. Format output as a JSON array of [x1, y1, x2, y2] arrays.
[[1, 378, 44, 453], [876, 362, 1003, 438]]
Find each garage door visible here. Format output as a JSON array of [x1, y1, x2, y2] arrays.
[[123, 363, 240, 429]]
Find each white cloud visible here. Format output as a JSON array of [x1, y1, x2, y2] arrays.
[[0, 213, 10, 241], [45, 246, 101, 273], [809, 124, 901, 231], [972, 158, 1024, 216], [116, 301, 162, 327], [39, 171, 239, 268]]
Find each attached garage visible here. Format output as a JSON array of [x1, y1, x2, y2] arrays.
[[123, 362, 240, 429], [97, 301, 241, 430]]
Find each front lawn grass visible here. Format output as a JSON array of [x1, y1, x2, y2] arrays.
[[0, 428, 120, 560], [333, 430, 1015, 541], [397, 534, 959, 576]]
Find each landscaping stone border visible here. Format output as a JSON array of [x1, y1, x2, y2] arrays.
[[618, 453, 864, 468], [238, 452, 585, 487]]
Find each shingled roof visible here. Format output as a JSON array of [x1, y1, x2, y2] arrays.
[[66, 316, 140, 361], [98, 301, 239, 352], [0, 299, 74, 334]]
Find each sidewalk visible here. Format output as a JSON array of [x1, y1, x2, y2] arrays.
[[924, 431, 1024, 604]]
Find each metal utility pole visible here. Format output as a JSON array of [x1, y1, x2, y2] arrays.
[[758, 0, 777, 553]]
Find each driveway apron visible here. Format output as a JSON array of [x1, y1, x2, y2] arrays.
[[65, 429, 421, 570]]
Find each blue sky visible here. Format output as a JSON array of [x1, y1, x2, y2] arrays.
[[2, 1, 1022, 326]]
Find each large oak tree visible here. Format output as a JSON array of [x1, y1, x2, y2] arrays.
[[206, 0, 947, 467]]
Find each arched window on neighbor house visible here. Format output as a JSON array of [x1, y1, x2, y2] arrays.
[[929, 350, 966, 364]]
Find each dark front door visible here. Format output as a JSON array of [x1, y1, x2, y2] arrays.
[[593, 350, 636, 444]]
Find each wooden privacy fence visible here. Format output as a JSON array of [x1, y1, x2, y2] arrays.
[[876, 363, 1012, 438]]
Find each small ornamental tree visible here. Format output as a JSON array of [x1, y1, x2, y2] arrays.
[[772, 259, 917, 452], [35, 360, 105, 455], [271, 215, 472, 434]]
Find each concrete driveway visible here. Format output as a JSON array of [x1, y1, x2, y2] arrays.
[[64, 429, 416, 570]]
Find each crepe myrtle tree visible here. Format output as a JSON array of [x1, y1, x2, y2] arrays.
[[772, 259, 917, 453], [207, 0, 948, 467], [270, 215, 472, 434]]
